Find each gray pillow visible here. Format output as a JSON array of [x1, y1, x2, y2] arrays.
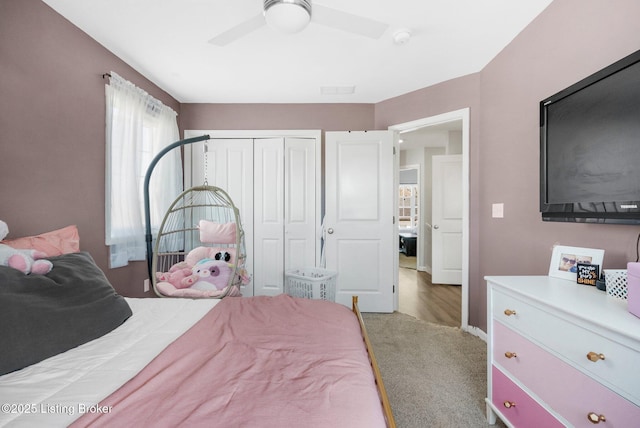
[[0, 252, 132, 375]]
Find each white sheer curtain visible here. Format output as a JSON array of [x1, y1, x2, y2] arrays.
[[105, 71, 182, 268]]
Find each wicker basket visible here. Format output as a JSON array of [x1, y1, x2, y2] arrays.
[[605, 269, 627, 300], [285, 268, 337, 301]]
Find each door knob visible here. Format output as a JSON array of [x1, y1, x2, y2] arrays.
[[433, 225, 439, 229], [327, 228, 334, 234]]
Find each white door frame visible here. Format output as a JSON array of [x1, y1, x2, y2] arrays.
[[389, 108, 470, 331]]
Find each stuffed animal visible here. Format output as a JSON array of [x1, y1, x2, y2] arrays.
[[155, 261, 193, 290], [0, 220, 53, 275], [214, 251, 232, 262], [182, 258, 232, 291], [236, 267, 252, 285], [185, 246, 235, 266]]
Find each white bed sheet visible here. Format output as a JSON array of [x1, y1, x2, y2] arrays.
[[0, 297, 219, 428]]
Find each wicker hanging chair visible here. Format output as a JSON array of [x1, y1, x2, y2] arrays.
[[151, 185, 248, 298], [143, 134, 249, 299]]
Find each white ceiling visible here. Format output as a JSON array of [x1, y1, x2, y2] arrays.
[[42, 0, 553, 104]]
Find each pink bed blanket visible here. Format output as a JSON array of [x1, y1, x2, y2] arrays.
[[72, 294, 386, 428]]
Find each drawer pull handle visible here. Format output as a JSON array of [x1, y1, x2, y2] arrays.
[[504, 351, 517, 359], [587, 412, 606, 424], [586, 352, 605, 362], [503, 309, 517, 316], [503, 401, 516, 409]]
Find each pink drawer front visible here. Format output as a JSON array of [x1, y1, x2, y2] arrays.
[[493, 321, 640, 427], [492, 366, 563, 428]]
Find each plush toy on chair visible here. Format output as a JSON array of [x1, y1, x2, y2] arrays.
[[0, 220, 53, 275], [155, 261, 193, 290], [182, 259, 232, 291], [185, 246, 235, 267]]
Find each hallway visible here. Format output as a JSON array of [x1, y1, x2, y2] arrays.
[[398, 254, 461, 327]]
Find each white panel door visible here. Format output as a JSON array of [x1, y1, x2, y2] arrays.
[[284, 137, 317, 273], [187, 137, 255, 296], [254, 138, 285, 296], [432, 155, 462, 285], [325, 131, 395, 312], [254, 137, 317, 296]]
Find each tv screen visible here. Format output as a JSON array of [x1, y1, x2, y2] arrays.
[[540, 49, 640, 224]]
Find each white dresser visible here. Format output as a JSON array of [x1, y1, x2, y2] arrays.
[[485, 276, 640, 427]]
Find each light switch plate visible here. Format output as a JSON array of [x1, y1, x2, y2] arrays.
[[492, 203, 504, 218]]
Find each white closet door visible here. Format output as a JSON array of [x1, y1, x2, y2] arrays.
[[284, 138, 317, 272], [187, 137, 255, 296], [254, 137, 317, 296], [254, 138, 285, 296], [184, 131, 319, 298]]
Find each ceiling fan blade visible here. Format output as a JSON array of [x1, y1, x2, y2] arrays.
[[312, 4, 388, 39], [208, 13, 265, 46]]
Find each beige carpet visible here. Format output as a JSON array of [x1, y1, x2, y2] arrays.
[[363, 312, 505, 428]]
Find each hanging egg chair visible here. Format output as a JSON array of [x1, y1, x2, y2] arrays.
[[151, 185, 248, 298], [144, 135, 249, 299]]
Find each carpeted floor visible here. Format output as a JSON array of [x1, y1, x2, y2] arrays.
[[363, 311, 505, 428]]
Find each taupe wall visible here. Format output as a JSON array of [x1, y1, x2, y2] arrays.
[[180, 103, 374, 132], [0, 0, 181, 296], [477, 0, 640, 329], [374, 0, 640, 329], [0, 0, 376, 298], [2, 0, 640, 330]]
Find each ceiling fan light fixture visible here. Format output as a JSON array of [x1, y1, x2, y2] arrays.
[[264, 0, 312, 34], [393, 29, 411, 45]]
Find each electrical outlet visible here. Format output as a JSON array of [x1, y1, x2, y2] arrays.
[[143, 279, 150, 292]]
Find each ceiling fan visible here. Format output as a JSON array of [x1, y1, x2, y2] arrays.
[[209, 0, 389, 46]]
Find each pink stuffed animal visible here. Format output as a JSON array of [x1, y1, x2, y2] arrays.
[[185, 246, 235, 267], [0, 220, 53, 275], [183, 259, 232, 291], [156, 261, 193, 290]]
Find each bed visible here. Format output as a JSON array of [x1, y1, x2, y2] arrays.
[[0, 250, 395, 427]]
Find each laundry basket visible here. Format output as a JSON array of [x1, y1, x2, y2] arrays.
[[605, 269, 628, 300], [285, 268, 337, 301]]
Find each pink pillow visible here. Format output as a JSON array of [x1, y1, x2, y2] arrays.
[[2, 225, 80, 257], [198, 220, 236, 244]]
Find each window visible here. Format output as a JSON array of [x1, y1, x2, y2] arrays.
[[105, 72, 182, 268], [398, 184, 419, 230]]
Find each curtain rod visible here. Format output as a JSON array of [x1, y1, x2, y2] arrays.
[[102, 73, 111, 80]]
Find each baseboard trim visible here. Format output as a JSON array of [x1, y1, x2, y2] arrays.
[[463, 325, 487, 342]]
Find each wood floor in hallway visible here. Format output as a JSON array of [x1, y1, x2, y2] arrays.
[[398, 258, 461, 327]]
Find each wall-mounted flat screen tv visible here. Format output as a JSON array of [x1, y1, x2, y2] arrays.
[[540, 49, 640, 224]]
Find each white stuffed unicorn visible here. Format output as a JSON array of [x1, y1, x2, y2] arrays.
[[0, 220, 53, 274]]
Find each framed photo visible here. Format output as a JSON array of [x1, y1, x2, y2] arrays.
[[548, 245, 605, 281], [576, 263, 600, 286]]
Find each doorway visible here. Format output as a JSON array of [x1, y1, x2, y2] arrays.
[[398, 165, 419, 269], [389, 108, 469, 330]]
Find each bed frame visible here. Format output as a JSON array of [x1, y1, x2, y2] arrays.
[[352, 296, 396, 428]]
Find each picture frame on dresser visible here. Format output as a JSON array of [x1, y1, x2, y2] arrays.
[[548, 245, 604, 281]]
